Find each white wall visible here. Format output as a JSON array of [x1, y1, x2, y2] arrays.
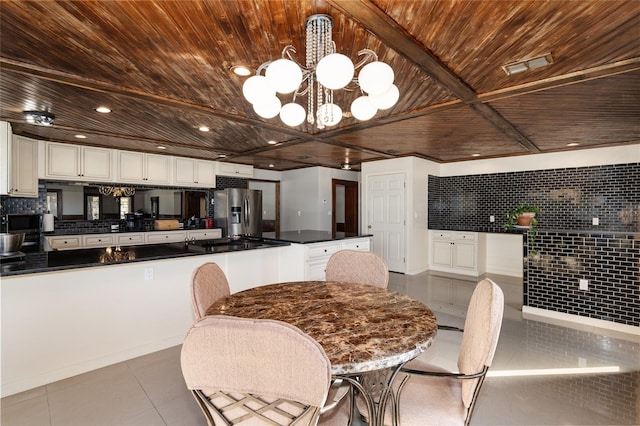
[[279, 167, 359, 232]]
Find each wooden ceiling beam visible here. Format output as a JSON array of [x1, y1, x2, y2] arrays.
[[327, 0, 541, 153]]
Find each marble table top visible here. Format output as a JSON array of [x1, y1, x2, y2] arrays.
[[206, 281, 438, 375]]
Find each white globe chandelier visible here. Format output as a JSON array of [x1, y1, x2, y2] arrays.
[[242, 14, 399, 129]]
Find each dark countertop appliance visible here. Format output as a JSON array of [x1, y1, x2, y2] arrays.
[[1, 214, 40, 252], [214, 188, 262, 238]]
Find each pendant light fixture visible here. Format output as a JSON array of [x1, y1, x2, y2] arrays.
[[242, 14, 399, 129]]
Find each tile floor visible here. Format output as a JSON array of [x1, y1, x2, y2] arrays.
[[2, 271, 639, 425]]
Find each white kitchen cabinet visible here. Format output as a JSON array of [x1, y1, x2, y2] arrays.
[[303, 237, 372, 280], [145, 230, 186, 244], [82, 233, 115, 248], [174, 157, 216, 187], [117, 151, 170, 184], [216, 162, 253, 178], [45, 235, 82, 251], [7, 136, 39, 198], [430, 230, 486, 276], [186, 229, 222, 240], [45, 142, 112, 181], [116, 233, 145, 246]]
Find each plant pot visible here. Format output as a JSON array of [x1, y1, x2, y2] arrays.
[[517, 212, 536, 227]]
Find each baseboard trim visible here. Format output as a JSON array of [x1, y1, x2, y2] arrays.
[[522, 306, 640, 341]]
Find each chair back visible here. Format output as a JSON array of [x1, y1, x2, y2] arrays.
[[325, 249, 389, 288], [190, 262, 230, 320], [457, 278, 504, 408], [181, 315, 331, 425]]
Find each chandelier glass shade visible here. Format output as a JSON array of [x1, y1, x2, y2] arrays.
[[242, 14, 399, 129], [98, 186, 136, 197]]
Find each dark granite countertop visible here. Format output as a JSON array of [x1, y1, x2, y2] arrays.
[[262, 230, 372, 244], [0, 237, 289, 277]]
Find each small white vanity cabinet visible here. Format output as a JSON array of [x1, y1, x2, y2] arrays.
[[429, 230, 486, 276]]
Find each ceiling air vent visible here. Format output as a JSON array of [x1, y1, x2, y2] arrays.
[[502, 53, 553, 76]]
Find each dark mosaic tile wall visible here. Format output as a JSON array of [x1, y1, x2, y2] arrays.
[[526, 231, 640, 327], [428, 163, 640, 233], [428, 163, 640, 328]]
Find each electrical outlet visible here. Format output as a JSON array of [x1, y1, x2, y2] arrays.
[[579, 279, 588, 290], [490, 215, 495, 223], [592, 217, 599, 226], [144, 267, 154, 281], [297, 211, 301, 216]]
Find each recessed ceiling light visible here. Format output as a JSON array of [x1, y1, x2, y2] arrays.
[[566, 143, 580, 147], [231, 65, 251, 77], [268, 163, 275, 168], [341, 162, 352, 170], [157, 145, 167, 150], [472, 153, 481, 157], [268, 140, 277, 145], [199, 126, 210, 132], [95, 106, 111, 113], [74, 134, 87, 139], [218, 154, 227, 158]]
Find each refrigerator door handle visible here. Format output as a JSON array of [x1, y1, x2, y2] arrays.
[[244, 197, 250, 229]]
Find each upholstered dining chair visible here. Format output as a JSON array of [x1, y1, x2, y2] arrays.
[[356, 278, 504, 426], [325, 249, 389, 288], [181, 315, 350, 426], [190, 262, 230, 320]]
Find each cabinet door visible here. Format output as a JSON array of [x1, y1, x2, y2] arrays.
[[194, 160, 216, 186], [432, 240, 453, 267], [46, 142, 80, 179], [145, 154, 170, 184], [453, 242, 476, 270], [117, 151, 145, 182], [82, 147, 112, 180], [10, 136, 38, 197], [174, 158, 196, 185]]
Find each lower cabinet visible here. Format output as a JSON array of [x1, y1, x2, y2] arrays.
[[430, 230, 486, 276], [45, 229, 222, 251], [304, 237, 371, 280]]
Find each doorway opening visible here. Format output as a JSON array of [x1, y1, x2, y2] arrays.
[[332, 179, 358, 236], [248, 179, 280, 234]]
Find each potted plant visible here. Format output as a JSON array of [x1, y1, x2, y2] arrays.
[[504, 204, 541, 251]]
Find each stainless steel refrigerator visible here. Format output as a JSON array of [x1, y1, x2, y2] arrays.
[[214, 188, 263, 238]]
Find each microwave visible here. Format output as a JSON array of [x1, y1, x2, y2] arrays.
[[3, 214, 41, 233]]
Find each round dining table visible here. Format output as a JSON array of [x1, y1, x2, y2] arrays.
[[206, 280, 438, 426]]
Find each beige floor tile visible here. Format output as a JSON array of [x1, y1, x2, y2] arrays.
[[0, 393, 50, 426], [1, 386, 47, 407], [155, 391, 208, 426]]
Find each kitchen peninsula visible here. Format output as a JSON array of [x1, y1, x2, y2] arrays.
[[1, 231, 371, 396]]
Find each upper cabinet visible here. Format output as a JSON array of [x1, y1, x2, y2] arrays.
[[1, 122, 38, 198], [216, 162, 253, 178], [174, 157, 216, 188], [117, 151, 171, 185], [45, 142, 112, 181], [8, 136, 39, 198]]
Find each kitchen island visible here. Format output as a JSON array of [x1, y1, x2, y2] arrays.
[[1, 231, 371, 396]]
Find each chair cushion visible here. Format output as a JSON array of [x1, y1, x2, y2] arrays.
[[394, 371, 467, 426]]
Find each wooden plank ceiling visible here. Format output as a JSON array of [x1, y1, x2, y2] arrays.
[[1, 0, 638, 171]]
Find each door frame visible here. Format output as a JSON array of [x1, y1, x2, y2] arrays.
[[332, 179, 359, 236], [248, 178, 280, 234]]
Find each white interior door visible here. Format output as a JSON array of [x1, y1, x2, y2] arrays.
[[367, 173, 405, 273]]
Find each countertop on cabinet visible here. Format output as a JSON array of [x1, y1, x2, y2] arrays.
[[262, 230, 372, 244], [0, 238, 289, 277]]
